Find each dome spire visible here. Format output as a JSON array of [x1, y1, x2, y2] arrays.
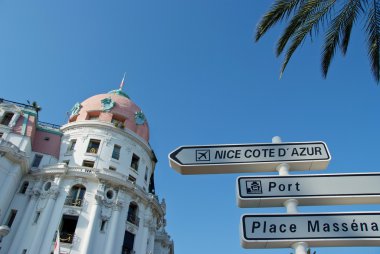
[[108, 73, 130, 98], [119, 72, 126, 91]]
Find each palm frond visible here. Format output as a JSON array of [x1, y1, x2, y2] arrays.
[[365, 0, 380, 83], [276, 0, 329, 57], [322, 0, 363, 77], [280, 0, 337, 77], [340, 0, 364, 54], [256, 0, 305, 41]]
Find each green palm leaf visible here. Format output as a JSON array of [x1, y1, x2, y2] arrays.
[[256, 0, 305, 41], [255, 0, 380, 83], [366, 0, 380, 82], [280, 0, 336, 76], [322, 0, 363, 77]]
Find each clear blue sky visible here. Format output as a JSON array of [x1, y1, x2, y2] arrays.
[[1, 1, 380, 253]]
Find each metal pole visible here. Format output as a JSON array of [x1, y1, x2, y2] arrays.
[[272, 136, 308, 254]]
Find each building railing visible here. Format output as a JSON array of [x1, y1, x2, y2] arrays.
[[0, 98, 34, 110], [38, 121, 61, 130]]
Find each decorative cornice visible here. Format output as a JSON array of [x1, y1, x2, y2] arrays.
[[60, 121, 154, 160], [0, 139, 29, 171], [30, 164, 165, 218]]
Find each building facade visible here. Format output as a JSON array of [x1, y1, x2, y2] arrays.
[[0, 89, 174, 254]]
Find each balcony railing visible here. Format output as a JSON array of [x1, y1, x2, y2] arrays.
[[121, 248, 135, 254], [60, 232, 74, 244], [127, 214, 139, 226], [64, 197, 82, 207]]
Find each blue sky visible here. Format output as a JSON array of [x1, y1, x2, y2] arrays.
[[1, 1, 380, 253]]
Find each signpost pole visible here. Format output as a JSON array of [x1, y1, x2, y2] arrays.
[[273, 136, 308, 254]]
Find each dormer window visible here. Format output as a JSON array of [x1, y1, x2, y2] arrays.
[[111, 115, 125, 129], [88, 111, 100, 120], [88, 115, 99, 120]]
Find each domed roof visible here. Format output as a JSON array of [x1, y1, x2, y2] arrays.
[[69, 89, 149, 142]]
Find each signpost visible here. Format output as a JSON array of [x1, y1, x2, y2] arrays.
[[169, 141, 330, 174], [168, 137, 380, 253], [237, 173, 380, 208], [241, 212, 380, 249]]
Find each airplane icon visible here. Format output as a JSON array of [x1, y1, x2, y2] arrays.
[[196, 150, 210, 161]]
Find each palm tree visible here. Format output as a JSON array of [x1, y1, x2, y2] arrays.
[[255, 0, 380, 83], [27, 100, 42, 118]]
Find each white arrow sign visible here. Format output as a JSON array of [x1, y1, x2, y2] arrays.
[[237, 173, 380, 208], [241, 212, 380, 249], [169, 142, 330, 174]]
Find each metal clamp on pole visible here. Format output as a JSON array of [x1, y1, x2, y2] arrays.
[[272, 136, 309, 254]]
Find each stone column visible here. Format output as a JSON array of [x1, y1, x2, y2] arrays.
[[80, 190, 101, 253], [103, 199, 123, 254], [134, 208, 153, 254], [0, 168, 22, 222], [39, 176, 68, 254], [6, 186, 40, 254], [28, 178, 60, 254], [114, 192, 132, 254]]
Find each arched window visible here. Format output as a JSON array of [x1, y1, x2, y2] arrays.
[[127, 202, 139, 226], [65, 184, 86, 207]]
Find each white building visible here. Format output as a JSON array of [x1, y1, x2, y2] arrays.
[[0, 88, 174, 254]]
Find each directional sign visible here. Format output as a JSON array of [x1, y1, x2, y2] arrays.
[[237, 173, 380, 208], [241, 212, 380, 249], [169, 142, 330, 174]]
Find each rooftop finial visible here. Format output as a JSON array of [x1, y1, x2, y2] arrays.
[[119, 72, 126, 91]]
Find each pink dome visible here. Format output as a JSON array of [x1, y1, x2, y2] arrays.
[[70, 90, 149, 142]]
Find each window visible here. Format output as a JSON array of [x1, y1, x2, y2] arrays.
[[1, 112, 14, 126], [109, 166, 116, 171], [32, 154, 43, 168], [6, 209, 17, 228], [86, 139, 100, 154], [19, 181, 29, 194], [88, 115, 99, 120], [127, 203, 139, 226], [67, 139, 76, 152], [60, 215, 79, 244], [82, 160, 94, 168], [144, 167, 149, 182], [112, 145, 121, 160], [63, 160, 70, 166], [33, 212, 41, 224], [111, 117, 125, 129], [100, 220, 107, 232], [122, 231, 135, 254], [128, 175, 136, 183], [65, 185, 86, 207], [0, 132, 3, 138], [130, 154, 139, 171]]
